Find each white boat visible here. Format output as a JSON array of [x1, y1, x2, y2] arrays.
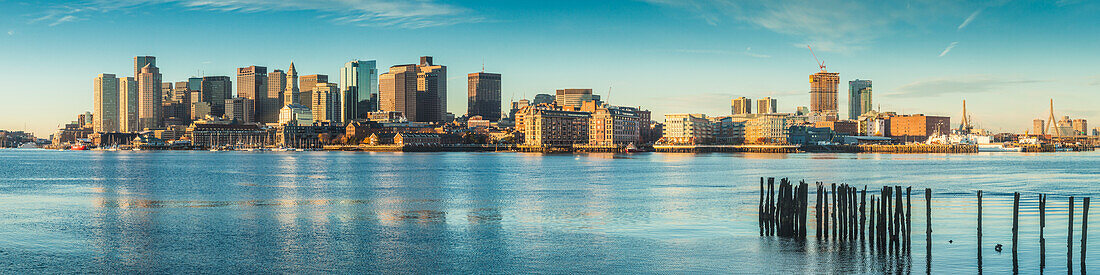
[[977, 143, 1022, 152]]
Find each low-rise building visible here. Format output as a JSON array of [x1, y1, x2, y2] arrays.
[[745, 114, 789, 144], [589, 106, 642, 146], [394, 132, 441, 146], [187, 122, 272, 148], [813, 120, 859, 136], [523, 109, 591, 147], [660, 113, 713, 145], [888, 114, 950, 143]]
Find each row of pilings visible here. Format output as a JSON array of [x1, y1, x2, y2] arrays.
[[758, 178, 808, 238], [758, 178, 1094, 272]]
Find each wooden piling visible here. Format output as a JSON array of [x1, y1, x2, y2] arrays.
[[759, 177, 765, 236], [906, 186, 912, 253], [1069, 196, 1074, 274], [767, 178, 775, 236], [977, 190, 983, 267], [1040, 194, 1046, 269], [894, 185, 902, 255], [860, 187, 867, 243], [831, 183, 837, 240], [823, 184, 829, 240], [1012, 192, 1020, 254], [869, 195, 876, 251], [1082, 197, 1089, 272], [925, 188, 932, 271], [816, 183, 822, 239]]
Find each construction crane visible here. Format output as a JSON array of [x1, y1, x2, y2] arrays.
[[807, 45, 826, 72]]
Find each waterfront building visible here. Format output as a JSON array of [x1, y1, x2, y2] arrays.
[[532, 94, 555, 105], [757, 97, 777, 114], [133, 56, 155, 81], [660, 114, 713, 145], [284, 63, 300, 106], [810, 71, 840, 121], [118, 77, 139, 132], [311, 83, 341, 123], [848, 79, 872, 120], [276, 122, 345, 148], [588, 106, 642, 146], [225, 97, 255, 123], [93, 73, 120, 133], [236, 66, 269, 123], [731, 97, 751, 115], [279, 104, 314, 126], [300, 74, 329, 106], [813, 120, 859, 136], [857, 110, 894, 136], [266, 69, 287, 123], [468, 72, 502, 122], [340, 60, 379, 121], [711, 116, 747, 145], [555, 89, 601, 108], [523, 109, 591, 147], [137, 64, 163, 129], [379, 57, 447, 123], [888, 114, 950, 142], [186, 122, 273, 148], [745, 114, 789, 144], [201, 76, 232, 118], [788, 126, 837, 145]]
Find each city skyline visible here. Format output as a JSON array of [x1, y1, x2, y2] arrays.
[[2, 0, 1100, 135]]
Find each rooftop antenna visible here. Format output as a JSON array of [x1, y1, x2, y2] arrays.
[[807, 45, 826, 72]]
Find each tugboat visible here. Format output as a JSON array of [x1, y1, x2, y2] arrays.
[[70, 144, 87, 151], [625, 142, 640, 153]]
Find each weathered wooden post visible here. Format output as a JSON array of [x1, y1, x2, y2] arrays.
[[767, 177, 775, 236], [925, 188, 932, 272], [823, 184, 829, 240], [894, 185, 902, 255], [1012, 192, 1020, 254], [1082, 197, 1089, 272], [1040, 194, 1046, 269], [861, 187, 867, 243], [816, 183, 822, 239], [832, 183, 837, 240], [977, 190, 983, 267], [869, 195, 876, 251], [1069, 196, 1075, 274], [760, 177, 765, 236], [906, 186, 912, 253]]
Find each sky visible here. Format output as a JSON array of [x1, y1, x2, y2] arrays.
[[1, 0, 1099, 136]]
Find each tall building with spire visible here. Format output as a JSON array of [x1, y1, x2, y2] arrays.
[[284, 62, 299, 107], [848, 79, 871, 119], [467, 72, 502, 121], [137, 64, 163, 129], [340, 60, 378, 122], [93, 74, 120, 133], [237, 66, 269, 122]]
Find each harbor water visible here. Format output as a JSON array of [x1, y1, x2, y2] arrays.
[[1, 150, 1098, 273]]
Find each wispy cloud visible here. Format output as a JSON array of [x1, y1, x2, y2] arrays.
[[957, 9, 981, 30], [939, 41, 959, 57], [885, 75, 1045, 98], [745, 47, 771, 58], [31, 0, 480, 28], [6, 30, 13, 36]]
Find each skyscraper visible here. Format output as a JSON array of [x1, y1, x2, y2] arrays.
[[757, 97, 777, 114], [848, 79, 872, 119], [137, 64, 162, 129], [300, 74, 328, 107], [284, 63, 300, 107], [118, 77, 138, 132], [467, 72, 502, 121], [161, 82, 174, 102], [731, 97, 751, 115], [419, 56, 447, 121], [187, 77, 203, 91], [340, 60, 378, 121], [237, 66, 269, 122], [201, 76, 232, 117], [267, 69, 287, 123], [93, 74, 120, 133], [378, 57, 447, 123], [311, 83, 340, 122], [225, 97, 255, 123], [133, 56, 155, 80], [810, 71, 840, 121]]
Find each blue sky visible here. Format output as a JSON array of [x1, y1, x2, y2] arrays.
[[1, 0, 1098, 136]]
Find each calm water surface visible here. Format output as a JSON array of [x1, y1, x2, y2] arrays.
[[1, 150, 1098, 273]]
